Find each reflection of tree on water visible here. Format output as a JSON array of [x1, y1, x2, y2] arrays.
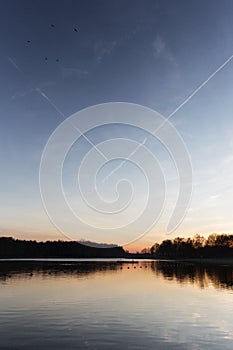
[[151, 261, 233, 291], [0, 261, 122, 282], [0, 260, 232, 291]]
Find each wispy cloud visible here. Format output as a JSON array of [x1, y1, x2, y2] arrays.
[[93, 30, 136, 63], [61, 67, 89, 78], [7, 56, 23, 73], [224, 154, 233, 164], [94, 39, 118, 62], [153, 35, 165, 55], [152, 34, 177, 66], [10, 80, 55, 101], [11, 87, 34, 100]]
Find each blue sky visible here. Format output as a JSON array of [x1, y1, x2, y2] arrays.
[[0, 0, 233, 249]]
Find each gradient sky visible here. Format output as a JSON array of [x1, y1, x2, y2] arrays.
[[1, 0, 233, 251]]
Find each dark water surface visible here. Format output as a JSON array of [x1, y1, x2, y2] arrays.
[[0, 260, 232, 349]]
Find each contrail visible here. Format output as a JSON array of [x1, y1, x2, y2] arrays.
[[7, 55, 107, 161], [36, 87, 66, 118], [36, 88, 108, 160], [102, 137, 147, 182], [167, 53, 233, 119], [103, 53, 233, 182], [7, 56, 23, 74]]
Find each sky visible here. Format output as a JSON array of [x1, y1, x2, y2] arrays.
[[0, 0, 233, 251]]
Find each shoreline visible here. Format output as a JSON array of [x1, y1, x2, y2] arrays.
[[0, 257, 233, 266]]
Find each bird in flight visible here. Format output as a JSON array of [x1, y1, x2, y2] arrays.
[[25, 24, 76, 63]]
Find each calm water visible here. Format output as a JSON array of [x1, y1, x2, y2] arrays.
[[0, 260, 232, 349]]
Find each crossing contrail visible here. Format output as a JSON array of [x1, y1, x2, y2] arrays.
[[7, 55, 107, 161], [7, 51, 233, 175], [35, 88, 108, 160], [102, 53, 233, 182]]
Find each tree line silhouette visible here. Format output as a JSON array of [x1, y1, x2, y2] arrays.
[[143, 234, 233, 259], [0, 237, 125, 258], [0, 234, 232, 259]]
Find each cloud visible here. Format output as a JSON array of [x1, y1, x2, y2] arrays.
[[152, 35, 177, 66], [94, 40, 117, 62], [224, 154, 233, 164], [7, 56, 23, 73], [209, 194, 220, 201], [61, 67, 89, 78], [153, 35, 165, 55], [93, 30, 136, 63], [11, 87, 34, 100], [10, 80, 55, 100]]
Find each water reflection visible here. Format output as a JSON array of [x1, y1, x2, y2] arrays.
[[0, 260, 233, 350], [0, 260, 232, 291], [151, 261, 233, 291], [0, 260, 121, 282]]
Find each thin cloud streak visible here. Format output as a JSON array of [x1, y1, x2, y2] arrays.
[[36, 88, 108, 160], [103, 53, 233, 181], [7, 56, 23, 73], [167, 53, 233, 119], [7, 56, 107, 161]]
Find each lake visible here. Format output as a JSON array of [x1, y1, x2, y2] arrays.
[[0, 260, 232, 349]]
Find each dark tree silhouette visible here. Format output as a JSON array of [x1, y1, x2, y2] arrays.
[[151, 234, 233, 259], [0, 237, 125, 259]]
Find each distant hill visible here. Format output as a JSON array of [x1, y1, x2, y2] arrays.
[[0, 237, 125, 259], [78, 240, 118, 248]]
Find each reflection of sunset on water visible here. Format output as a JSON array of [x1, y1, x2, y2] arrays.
[[0, 261, 232, 349]]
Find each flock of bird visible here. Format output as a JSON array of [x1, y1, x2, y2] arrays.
[[26, 24, 78, 63], [3, 265, 148, 279]]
